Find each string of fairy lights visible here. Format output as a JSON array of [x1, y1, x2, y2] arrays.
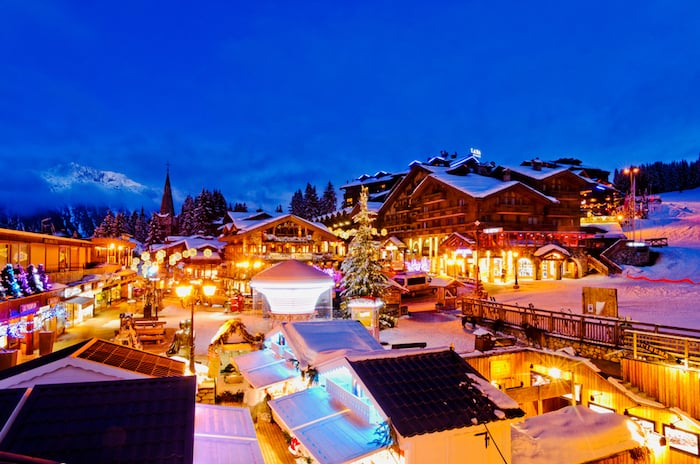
[[0, 303, 67, 339], [0, 247, 211, 341]]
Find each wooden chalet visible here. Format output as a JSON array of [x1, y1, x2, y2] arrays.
[[219, 212, 345, 279]]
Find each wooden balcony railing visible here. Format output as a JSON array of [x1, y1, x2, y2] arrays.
[[461, 297, 700, 368]]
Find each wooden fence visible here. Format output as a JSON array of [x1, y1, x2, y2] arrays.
[[461, 297, 700, 369]]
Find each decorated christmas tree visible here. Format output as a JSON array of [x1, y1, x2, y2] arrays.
[[2, 264, 22, 298], [15, 265, 32, 296], [340, 186, 388, 300]]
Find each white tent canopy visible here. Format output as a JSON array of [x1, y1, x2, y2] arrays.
[[250, 260, 334, 315]]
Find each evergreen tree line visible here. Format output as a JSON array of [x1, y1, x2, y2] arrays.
[[94, 188, 229, 245], [613, 155, 700, 195], [289, 181, 337, 219]]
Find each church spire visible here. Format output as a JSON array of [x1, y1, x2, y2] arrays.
[[160, 163, 175, 217]]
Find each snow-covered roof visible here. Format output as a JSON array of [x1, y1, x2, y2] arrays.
[[427, 169, 559, 203], [500, 163, 572, 180], [280, 320, 385, 369], [250, 260, 334, 286], [269, 386, 384, 464], [533, 243, 571, 258], [194, 404, 264, 464], [511, 405, 645, 464], [234, 349, 297, 389], [223, 212, 335, 237]]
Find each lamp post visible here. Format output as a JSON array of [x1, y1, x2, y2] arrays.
[[176, 284, 196, 374], [473, 221, 481, 297], [623, 167, 639, 242], [513, 251, 519, 289], [175, 283, 216, 375]]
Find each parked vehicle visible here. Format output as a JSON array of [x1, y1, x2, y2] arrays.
[[391, 272, 432, 297]]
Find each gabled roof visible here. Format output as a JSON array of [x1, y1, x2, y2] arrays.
[[0, 338, 186, 389], [348, 350, 524, 437], [250, 259, 333, 286], [220, 213, 338, 242], [533, 243, 571, 258], [0, 376, 196, 464], [280, 320, 385, 369], [424, 170, 559, 203]]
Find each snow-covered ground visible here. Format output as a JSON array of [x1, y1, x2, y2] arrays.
[[380, 187, 700, 351]]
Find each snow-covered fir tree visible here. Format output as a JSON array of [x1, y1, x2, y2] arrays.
[[146, 212, 166, 246], [340, 186, 388, 300], [289, 189, 305, 217], [320, 181, 337, 215], [304, 183, 320, 219]]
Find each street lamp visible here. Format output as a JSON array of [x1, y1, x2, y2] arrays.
[[175, 283, 216, 374], [513, 251, 520, 289], [623, 167, 639, 241], [473, 221, 481, 297]]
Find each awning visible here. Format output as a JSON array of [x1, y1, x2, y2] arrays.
[[194, 404, 264, 464], [533, 244, 571, 259], [64, 297, 94, 306], [269, 386, 384, 464], [235, 350, 297, 390]]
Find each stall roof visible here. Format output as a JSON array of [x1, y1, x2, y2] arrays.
[[281, 320, 385, 369], [64, 296, 94, 306], [269, 386, 383, 464], [194, 404, 264, 464], [235, 350, 297, 389]]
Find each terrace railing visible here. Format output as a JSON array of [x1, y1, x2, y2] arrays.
[[461, 297, 700, 368]]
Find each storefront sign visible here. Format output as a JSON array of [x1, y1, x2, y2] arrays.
[[18, 301, 38, 315]]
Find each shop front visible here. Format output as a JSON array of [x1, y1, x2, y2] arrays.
[[64, 296, 94, 327]]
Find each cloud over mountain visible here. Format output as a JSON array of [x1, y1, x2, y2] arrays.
[[1, 163, 161, 214]]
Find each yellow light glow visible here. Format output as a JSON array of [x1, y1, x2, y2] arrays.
[[202, 284, 217, 297], [548, 367, 562, 379], [176, 285, 192, 299]]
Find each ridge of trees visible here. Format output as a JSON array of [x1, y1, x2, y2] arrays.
[[612, 155, 700, 195], [289, 181, 337, 220]]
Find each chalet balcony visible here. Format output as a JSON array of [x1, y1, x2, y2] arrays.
[[493, 204, 535, 214], [422, 192, 446, 204]]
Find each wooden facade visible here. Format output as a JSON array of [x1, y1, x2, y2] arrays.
[[466, 349, 696, 464], [0, 228, 94, 285], [219, 215, 345, 281]]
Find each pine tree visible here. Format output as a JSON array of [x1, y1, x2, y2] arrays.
[[134, 208, 149, 243], [114, 211, 128, 237], [320, 181, 337, 216], [146, 212, 166, 246], [233, 202, 248, 212], [289, 189, 305, 217], [179, 195, 196, 235], [340, 186, 388, 299], [304, 183, 320, 219]]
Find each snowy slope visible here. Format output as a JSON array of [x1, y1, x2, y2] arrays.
[[489, 187, 700, 330]]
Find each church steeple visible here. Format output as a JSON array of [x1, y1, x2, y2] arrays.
[[160, 163, 175, 217], [158, 163, 178, 237]]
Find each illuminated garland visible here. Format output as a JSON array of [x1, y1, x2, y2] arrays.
[[0, 303, 67, 339]]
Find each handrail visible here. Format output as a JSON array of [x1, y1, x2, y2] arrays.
[[461, 297, 700, 366]]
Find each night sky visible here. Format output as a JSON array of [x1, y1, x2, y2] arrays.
[[2, 1, 700, 212]]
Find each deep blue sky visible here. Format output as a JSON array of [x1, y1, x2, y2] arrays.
[[2, 1, 700, 212]]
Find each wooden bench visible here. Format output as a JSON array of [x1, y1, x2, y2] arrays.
[[134, 322, 167, 344]]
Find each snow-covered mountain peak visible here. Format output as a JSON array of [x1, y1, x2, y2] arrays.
[[40, 162, 149, 194]]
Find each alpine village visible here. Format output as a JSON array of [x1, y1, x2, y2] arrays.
[[0, 150, 698, 464]]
